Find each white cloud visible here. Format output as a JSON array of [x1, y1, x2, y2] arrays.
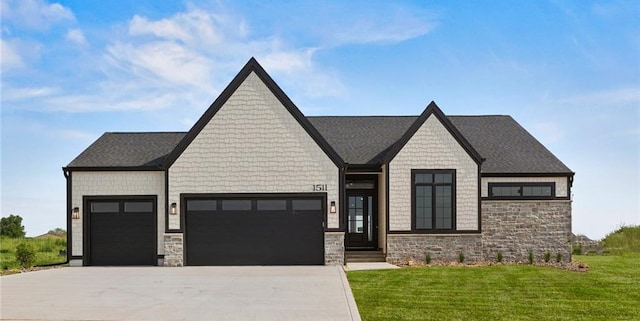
[[0, 37, 24, 70], [312, 5, 438, 46], [0, 85, 57, 101], [559, 87, 640, 105], [106, 41, 213, 88], [4, 5, 356, 114], [1, 0, 75, 31], [65, 28, 88, 47]]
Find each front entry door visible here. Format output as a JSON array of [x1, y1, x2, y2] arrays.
[[346, 192, 377, 249]]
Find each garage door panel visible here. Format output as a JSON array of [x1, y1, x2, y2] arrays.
[[89, 199, 156, 266], [186, 196, 324, 266]]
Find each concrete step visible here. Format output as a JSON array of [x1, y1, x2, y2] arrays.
[[345, 251, 386, 263]]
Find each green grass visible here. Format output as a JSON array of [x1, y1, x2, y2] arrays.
[[602, 225, 640, 255], [348, 255, 640, 321], [0, 236, 67, 269]]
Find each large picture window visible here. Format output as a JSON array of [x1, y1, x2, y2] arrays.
[[412, 170, 456, 231], [488, 182, 555, 200]]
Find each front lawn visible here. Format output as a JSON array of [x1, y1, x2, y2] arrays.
[[347, 255, 640, 321]]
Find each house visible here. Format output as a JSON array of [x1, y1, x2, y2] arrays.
[[63, 58, 574, 266]]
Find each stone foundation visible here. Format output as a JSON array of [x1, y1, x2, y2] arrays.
[[325, 232, 345, 265], [386, 234, 483, 263], [482, 200, 572, 263], [163, 233, 184, 266]]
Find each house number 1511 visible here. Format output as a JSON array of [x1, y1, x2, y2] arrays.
[[313, 184, 327, 191]]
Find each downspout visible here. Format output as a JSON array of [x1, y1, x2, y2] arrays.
[[62, 168, 71, 265], [342, 163, 349, 265]]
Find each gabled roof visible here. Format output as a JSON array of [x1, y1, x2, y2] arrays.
[[381, 102, 484, 165], [162, 57, 344, 168], [64, 59, 572, 176], [65, 132, 186, 170], [309, 114, 573, 174]]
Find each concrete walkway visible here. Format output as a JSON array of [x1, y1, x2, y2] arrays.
[[0, 266, 361, 321], [344, 262, 400, 271]]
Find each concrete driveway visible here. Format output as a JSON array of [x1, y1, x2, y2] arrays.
[[0, 266, 361, 321]]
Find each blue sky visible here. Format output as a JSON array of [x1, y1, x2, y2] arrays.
[[1, 0, 638, 239]]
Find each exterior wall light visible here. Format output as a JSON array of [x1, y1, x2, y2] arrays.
[[329, 201, 336, 213], [72, 207, 80, 220], [170, 203, 177, 215]]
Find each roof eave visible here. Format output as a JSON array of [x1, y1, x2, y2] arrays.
[[63, 166, 165, 172]]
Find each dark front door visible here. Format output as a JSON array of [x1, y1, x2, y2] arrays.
[[345, 191, 377, 249]]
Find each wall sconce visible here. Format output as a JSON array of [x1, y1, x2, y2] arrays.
[[170, 203, 177, 215], [329, 201, 336, 213], [72, 207, 80, 220]]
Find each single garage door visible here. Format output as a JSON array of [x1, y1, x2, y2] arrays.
[[185, 195, 325, 265], [88, 198, 156, 266]]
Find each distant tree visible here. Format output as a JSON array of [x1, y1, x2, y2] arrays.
[[47, 228, 66, 236], [0, 215, 26, 238]]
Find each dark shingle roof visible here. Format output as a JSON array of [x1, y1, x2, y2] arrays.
[[309, 115, 571, 174], [66, 116, 571, 174], [448, 116, 572, 174], [307, 116, 416, 165], [67, 132, 186, 168]]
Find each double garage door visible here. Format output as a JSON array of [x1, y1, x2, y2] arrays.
[[185, 195, 325, 265], [87, 195, 324, 266]]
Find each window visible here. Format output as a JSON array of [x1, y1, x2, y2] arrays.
[[412, 170, 455, 231], [91, 202, 119, 213], [488, 183, 555, 199], [221, 200, 252, 211], [257, 200, 287, 211], [187, 200, 217, 211], [124, 201, 153, 213], [292, 199, 322, 211]]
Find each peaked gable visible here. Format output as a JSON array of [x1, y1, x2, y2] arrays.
[[163, 58, 344, 168], [382, 102, 484, 165]]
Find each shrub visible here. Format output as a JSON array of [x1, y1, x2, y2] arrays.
[[39, 243, 55, 252], [572, 245, 583, 255], [544, 252, 551, 263], [15, 243, 36, 268], [458, 252, 465, 263], [556, 253, 562, 263], [55, 238, 66, 247], [497, 251, 503, 263], [528, 250, 534, 264], [425, 253, 432, 264]]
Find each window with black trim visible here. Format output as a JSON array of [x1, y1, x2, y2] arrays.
[[488, 182, 555, 199], [412, 170, 455, 231]]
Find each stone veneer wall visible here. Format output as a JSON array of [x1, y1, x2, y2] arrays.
[[482, 200, 572, 262], [386, 234, 483, 263], [324, 232, 345, 265], [386, 201, 572, 264], [164, 234, 183, 267]]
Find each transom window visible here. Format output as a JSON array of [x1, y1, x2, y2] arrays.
[[488, 182, 555, 199], [412, 170, 456, 231]]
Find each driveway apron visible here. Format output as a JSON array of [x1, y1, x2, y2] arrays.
[[0, 266, 361, 321]]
